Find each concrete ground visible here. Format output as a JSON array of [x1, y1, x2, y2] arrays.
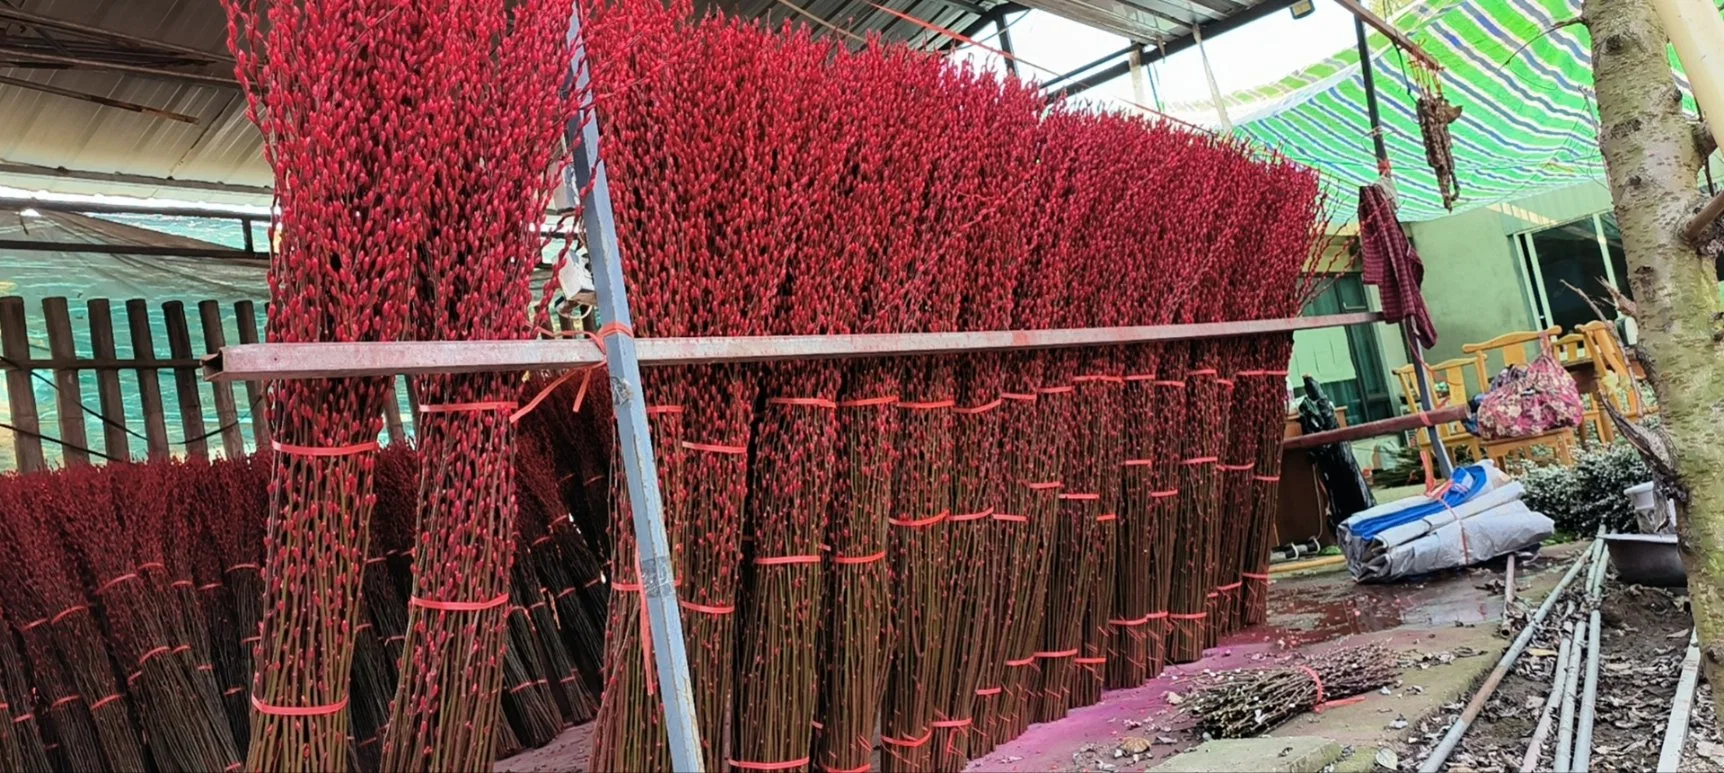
[[498, 543, 1586, 773], [965, 542, 1586, 773]]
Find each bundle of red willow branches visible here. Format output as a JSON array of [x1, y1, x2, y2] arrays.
[[571, 0, 1328, 770]]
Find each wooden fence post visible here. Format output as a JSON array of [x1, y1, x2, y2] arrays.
[[162, 301, 208, 460], [198, 300, 248, 458], [0, 296, 45, 472], [234, 300, 272, 449], [41, 297, 91, 466], [87, 299, 132, 463], [126, 299, 173, 461]]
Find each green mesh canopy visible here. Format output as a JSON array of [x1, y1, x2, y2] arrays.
[[1196, 0, 1698, 221]]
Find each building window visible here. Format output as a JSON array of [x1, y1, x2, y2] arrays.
[[1512, 213, 1633, 331]]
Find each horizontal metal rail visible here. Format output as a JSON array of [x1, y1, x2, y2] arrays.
[[203, 311, 1382, 382]]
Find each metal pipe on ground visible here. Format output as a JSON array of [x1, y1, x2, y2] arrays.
[[1519, 622, 1576, 772], [1573, 542, 1611, 771], [1554, 619, 1584, 772], [1418, 540, 1599, 773], [1657, 631, 1702, 772]]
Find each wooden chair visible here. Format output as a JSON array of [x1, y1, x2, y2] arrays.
[[1462, 326, 1563, 388], [1392, 356, 1484, 462], [1553, 330, 1607, 443], [1579, 321, 1656, 433], [1484, 427, 1578, 469]]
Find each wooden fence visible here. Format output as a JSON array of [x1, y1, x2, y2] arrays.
[[0, 295, 411, 473]]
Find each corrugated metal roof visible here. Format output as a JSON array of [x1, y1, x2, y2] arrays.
[[0, 0, 995, 204], [0, 0, 1291, 205]]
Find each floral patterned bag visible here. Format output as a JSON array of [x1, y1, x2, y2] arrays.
[[1474, 348, 1584, 441]]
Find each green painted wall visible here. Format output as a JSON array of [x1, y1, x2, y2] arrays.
[[1406, 206, 1537, 365]]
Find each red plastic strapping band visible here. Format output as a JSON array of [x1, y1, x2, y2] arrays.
[[1025, 481, 1063, 491], [271, 439, 380, 458], [768, 397, 837, 409], [1146, 611, 1169, 619], [138, 645, 171, 665], [51, 605, 88, 624], [1096, 513, 1118, 522], [226, 563, 259, 573], [1188, 368, 1218, 376], [90, 694, 121, 710], [1000, 392, 1037, 402], [992, 512, 1028, 523], [1124, 373, 1157, 382], [1034, 649, 1079, 659], [1035, 385, 1074, 395], [953, 398, 1004, 414], [197, 581, 223, 591], [1123, 459, 1154, 467], [251, 693, 349, 718], [1182, 457, 1220, 465], [1254, 475, 1282, 483], [1218, 581, 1243, 591], [950, 508, 993, 522], [975, 686, 1003, 696], [833, 551, 887, 565], [838, 394, 899, 408], [1217, 379, 1235, 388], [224, 687, 245, 697], [754, 555, 822, 566], [1058, 492, 1100, 501], [881, 730, 934, 748], [1168, 612, 1207, 620], [1241, 572, 1271, 580], [96, 573, 139, 594], [821, 764, 871, 773], [727, 758, 812, 772], [931, 717, 972, 728], [1298, 665, 1326, 709], [51, 696, 80, 709], [418, 400, 516, 414], [140, 561, 165, 571], [19, 618, 47, 632], [1074, 657, 1107, 665], [1109, 613, 1154, 626], [611, 582, 643, 592], [1218, 463, 1256, 472], [1153, 380, 1186, 388], [679, 601, 736, 615], [897, 398, 955, 410], [1005, 656, 1035, 667], [171, 580, 194, 589], [409, 593, 509, 613], [1150, 490, 1180, 498], [889, 511, 948, 528], [1206, 591, 1218, 599], [11, 713, 32, 724], [681, 440, 748, 455], [644, 405, 684, 416], [1073, 374, 1126, 384]]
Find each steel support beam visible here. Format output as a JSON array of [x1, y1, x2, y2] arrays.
[[560, 7, 704, 772], [204, 312, 1384, 382], [1044, 0, 1299, 100]]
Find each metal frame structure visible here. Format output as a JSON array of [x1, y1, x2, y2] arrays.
[[204, 312, 1383, 381]]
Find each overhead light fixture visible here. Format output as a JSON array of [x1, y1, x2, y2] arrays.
[[1291, 0, 1315, 18]]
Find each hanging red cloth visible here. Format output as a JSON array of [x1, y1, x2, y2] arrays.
[[1357, 183, 1437, 348]]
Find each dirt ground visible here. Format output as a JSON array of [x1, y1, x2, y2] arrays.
[[1404, 578, 1713, 773]]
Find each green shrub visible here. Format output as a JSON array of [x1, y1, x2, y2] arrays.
[[1516, 442, 1651, 535]]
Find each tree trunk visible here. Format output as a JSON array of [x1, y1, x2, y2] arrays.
[[1587, 0, 1724, 699]]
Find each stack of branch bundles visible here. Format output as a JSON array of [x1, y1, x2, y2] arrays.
[[0, 441, 610, 773], [582, 0, 1328, 770], [223, 0, 579, 768], [1186, 643, 1399, 738], [1337, 461, 1554, 582]]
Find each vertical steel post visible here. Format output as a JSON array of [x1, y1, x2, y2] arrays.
[[561, 5, 705, 771], [1354, 15, 1453, 476], [996, 14, 1018, 77]]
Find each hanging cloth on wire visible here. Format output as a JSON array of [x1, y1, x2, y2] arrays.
[[1358, 183, 1437, 347]]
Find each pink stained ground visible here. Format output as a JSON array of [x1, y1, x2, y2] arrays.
[[497, 544, 1580, 773]]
